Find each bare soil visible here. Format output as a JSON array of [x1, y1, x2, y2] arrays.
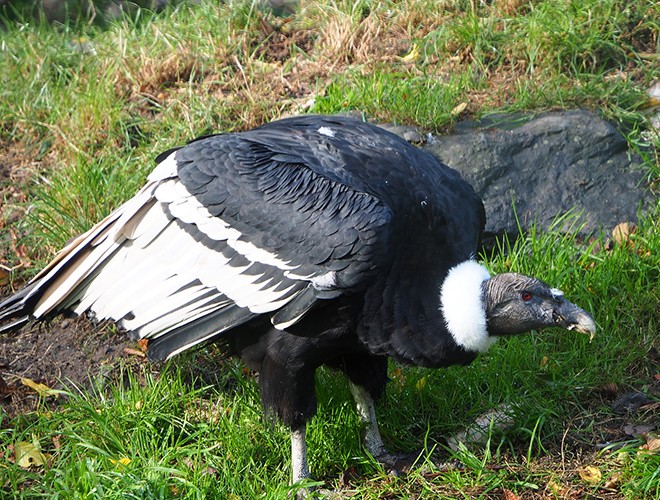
[[0, 316, 139, 418]]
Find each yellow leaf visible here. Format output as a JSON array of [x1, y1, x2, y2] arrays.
[[400, 44, 420, 63], [415, 376, 427, 391], [110, 457, 132, 468], [14, 441, 48, 468], [578, 465, 602, 484], [21, 378, 60, 398], [547, 479, 562, 493], [451, 102, 468, 117]]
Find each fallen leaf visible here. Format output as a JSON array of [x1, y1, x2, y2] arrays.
[[451, 102, 468, 117], [252, 59, 279, 74], [21, 378, 60, 398], [603, 471, 622, 489], [52, 435, 62, 452], [110, 457, 131, 468], [123, 347, 146, 358], [502, 488, 520, 500], [623, 423, 654, 436], [13, 441, 48, 468], [0, 268, 9, 286], [612, 222, 637, 247], [578, 465, 602, 484], [399, 44, 420, 63], [546, 479, 563, 494], [415, 376, 427, 391], [641, 435, 660, 454], [9, 227, 31, 268]]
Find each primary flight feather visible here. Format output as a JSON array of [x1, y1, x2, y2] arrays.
[[0, 114, 595, 485]]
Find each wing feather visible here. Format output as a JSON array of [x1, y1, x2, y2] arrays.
[[1, 117, 394, 361]]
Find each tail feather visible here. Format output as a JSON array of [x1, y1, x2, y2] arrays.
[[0, 282, 40, 333]]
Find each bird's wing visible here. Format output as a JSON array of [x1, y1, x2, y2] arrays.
[[4, 127, 391, 361]]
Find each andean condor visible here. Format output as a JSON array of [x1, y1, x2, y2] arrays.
[[0, 114, 596, 485]]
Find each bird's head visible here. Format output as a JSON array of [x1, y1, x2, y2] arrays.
[[440, 261, 596, 354], [482, 273, 596, 338]]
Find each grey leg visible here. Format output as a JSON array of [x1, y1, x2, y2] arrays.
[[348, 382, 387, 457], [291, 425, 310, 484]]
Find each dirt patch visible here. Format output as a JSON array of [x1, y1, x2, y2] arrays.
[[0, 315, 143, 418]]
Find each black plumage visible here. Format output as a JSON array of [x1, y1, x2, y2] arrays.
[[0, 115, 595, 485]]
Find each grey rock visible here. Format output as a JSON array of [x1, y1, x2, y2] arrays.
[[424, 110, 654, 239], [376, 123, 424, 144]]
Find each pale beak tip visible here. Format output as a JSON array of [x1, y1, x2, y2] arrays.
[[568, 313, 597, 341]]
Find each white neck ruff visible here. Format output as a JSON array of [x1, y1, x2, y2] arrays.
[[440, 261, 497, 353]]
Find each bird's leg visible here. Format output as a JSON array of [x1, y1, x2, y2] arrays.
[[291, 425, 311, 484], [348, 381, 387, 457], [349, 381, 421, 474]]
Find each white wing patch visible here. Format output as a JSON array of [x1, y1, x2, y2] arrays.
[[30, 150, 336, 352], [155, 178, 298, 271]]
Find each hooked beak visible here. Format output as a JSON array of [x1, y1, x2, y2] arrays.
[[554, 299, 597, 341]]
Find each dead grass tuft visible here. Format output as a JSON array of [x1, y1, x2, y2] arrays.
[[114, 47, 200, 107], [492, 0, 534, 16], [318, 9, 400, 67], [253, 27, 317, 63]]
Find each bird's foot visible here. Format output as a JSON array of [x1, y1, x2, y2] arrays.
[[292, 484, 342, 500], [373, 450, 423, 476], [374, 450, 464, 477]]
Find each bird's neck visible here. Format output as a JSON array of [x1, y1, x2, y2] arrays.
[[439, 260, 497, 353], [358, 260, 495, 367]]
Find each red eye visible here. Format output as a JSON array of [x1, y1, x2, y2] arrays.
[[521, 292, 533, 301]]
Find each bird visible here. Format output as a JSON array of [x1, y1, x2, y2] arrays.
[[0, 114, 596, 485]]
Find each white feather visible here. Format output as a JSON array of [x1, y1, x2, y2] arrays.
[[155, 178, 299, 271], [440, 260, 496, 353], [147, 152, 178, 182]]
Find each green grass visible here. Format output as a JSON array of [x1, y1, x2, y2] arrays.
[[0, 0, 659, 498]]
